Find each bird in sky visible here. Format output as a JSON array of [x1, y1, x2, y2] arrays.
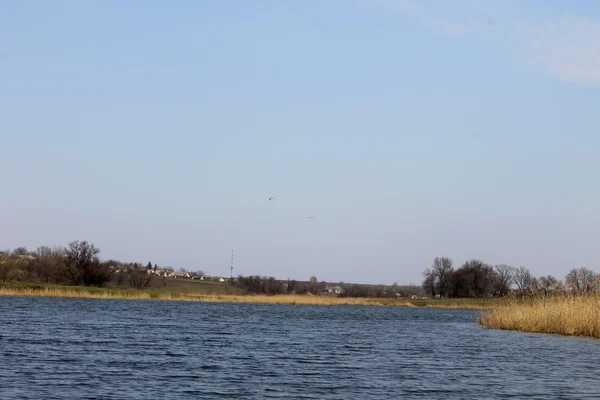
[[308, 216, 315, 219], [269, 197, 275, 201]]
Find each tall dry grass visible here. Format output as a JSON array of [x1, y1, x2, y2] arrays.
[[0, 284, 505, 309], [480, 294, 600, 338], [0, 285, 424, 306]]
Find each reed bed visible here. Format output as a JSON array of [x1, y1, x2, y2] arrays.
[[0, 284, 501, 309], [480, 294, 600, 338], [0, 286, 424, 306]]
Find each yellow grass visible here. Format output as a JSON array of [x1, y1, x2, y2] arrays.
[[0, 284, 499, 308], [480, 294, 600, 338], [0, 286, 422, 306]]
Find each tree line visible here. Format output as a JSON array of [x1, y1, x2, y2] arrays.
[[234, 275, 423, 298], [422, 257, 599, 298], [0, 240, 189, 289], [2, 241, 424, 297]]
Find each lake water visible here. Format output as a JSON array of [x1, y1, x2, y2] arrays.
[[1, 297, 599, 399]]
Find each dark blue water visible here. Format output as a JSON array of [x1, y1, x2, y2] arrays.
[[1, 297, 599, 399]]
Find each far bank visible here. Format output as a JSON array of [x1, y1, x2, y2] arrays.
[[0, 281, 492, 308]]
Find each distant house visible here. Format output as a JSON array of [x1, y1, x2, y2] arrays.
[[153, 269, 174, 278], [322, 285, 345, 295], [173, 272, 190, 279], [218, 277, 225, 283]]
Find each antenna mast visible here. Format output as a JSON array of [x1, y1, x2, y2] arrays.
[[230, 249, 234, 285]]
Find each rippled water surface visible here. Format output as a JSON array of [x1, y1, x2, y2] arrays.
[[1, 296, 599, 399]]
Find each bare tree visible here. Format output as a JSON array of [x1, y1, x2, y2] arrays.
[[565, 268, 597, 293], [538, 275, 558, 296], [391, 282, 399, 295], [293, 280, 307, 294], [432, 257, 454, 298], [513, 266, 534, 296], [127, 264, 152, 289], [493, 265, 515, 297], [64, 240, 112, 286], [36, 246, 66, 284], [11, 247, 28, 256], [308, 275, 318, 294], [422, 268, 436, 297], [192, 270, 205, 278]]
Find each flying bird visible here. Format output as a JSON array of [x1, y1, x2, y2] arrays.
[[269, 197, 275, 201], [308, 216, 315, 219]]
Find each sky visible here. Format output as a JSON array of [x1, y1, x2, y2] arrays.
[[1, 0, 599, 285]]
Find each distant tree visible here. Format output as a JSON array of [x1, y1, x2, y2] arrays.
[[0, 258, 15, 281], [153, 263, 158, 271], [373, 285, 387, 298], [265, 277, 284, 295], [422, 269, 436, 297], [146, 262, 152, 270], [565, 268, 597, 293], [403, 284, 424, 297], [11, 247, 29, 256], [116, 270, 126, 286], [343, 284, 369, 297], [432, 257, 454, 298], [309, 275, 318, 294], [235, 275, 260, 293], [513, 266, 534, 296], [318, 280, 327, 293], [538, 275, 558, 296], [451, 259, 495, 298], [530, 277, 541, 295], [127, 264, 152, 289], [36, 246, 66, 284], [288, 279, 297, 294], [7, 268, 25, 281], [64, 240, 112, 286], [293, 280, 307, 294], [234, 275, 284, 295], [493, 265, 515, 297]]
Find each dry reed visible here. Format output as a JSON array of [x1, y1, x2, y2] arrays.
[[0, 285, 506, 310], [0, 286, 423, 306], [480, 294, 600, 338]]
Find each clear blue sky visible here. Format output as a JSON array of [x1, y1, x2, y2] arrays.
[[1, 1, 599, 285]]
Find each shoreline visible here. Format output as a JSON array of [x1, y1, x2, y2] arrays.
[[479, 295, 600, 339], [3, 285, 599, 339], [0, 285, 490, 308]]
